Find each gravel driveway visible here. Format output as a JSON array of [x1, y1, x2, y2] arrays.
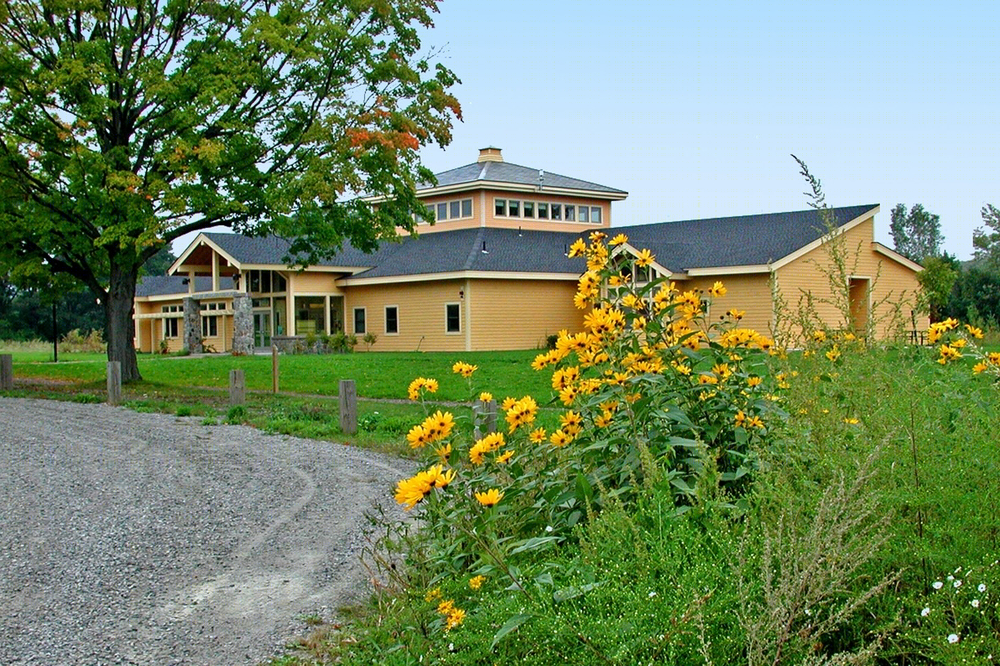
[[0, 398, 414, 665]]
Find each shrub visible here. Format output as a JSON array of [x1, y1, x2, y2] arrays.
[[59, 328, 106, 353]]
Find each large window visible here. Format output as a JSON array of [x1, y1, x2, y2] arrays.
[[446, 303, 461, 333], [353, 307, 366, 335], [248, 270, 286, 294], [385, 306, 399, 335], [202, 316, 218, 337], [163, 318, 179, 338], [430, 198, 473, 222], [494, 199, 600, 224]]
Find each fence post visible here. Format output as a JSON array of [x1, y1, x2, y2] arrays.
[[106, 361, 121, 405], [229, 369, 246, 406], [0, 354, 12, 390], [339, 379, 357, 435], [271, 345, 279, 393], [473, 399, 498, 439]]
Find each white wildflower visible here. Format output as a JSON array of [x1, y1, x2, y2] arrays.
[[972, 599, 980, 608], [921, 607, 931, 617], [948, 633, 959, 644], [933, 581, 944, 590], [978, 583, 987, 593], [954, 580, 963, 589]]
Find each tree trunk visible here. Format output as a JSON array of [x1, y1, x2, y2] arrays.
[[105, 264, 142, 383]]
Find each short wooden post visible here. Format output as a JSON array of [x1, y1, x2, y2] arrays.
[[0, 354, 13, 390], [473, 399, 498, 439], [106, 361, 121, 405], [229, 369, 246, 406], [339, 379, 357, 435], [271, 346, 279, 393]]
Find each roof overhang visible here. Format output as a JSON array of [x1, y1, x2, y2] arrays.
[[169, 234, 242, 275], [338, 270, 580, 287], [769, 205, 880, 271], [872, 242, 924, 272], [684, 264, 772, 277], [364, 181, 628, 203]]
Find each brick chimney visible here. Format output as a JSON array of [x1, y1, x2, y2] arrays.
[[477, 146, 503, 163]]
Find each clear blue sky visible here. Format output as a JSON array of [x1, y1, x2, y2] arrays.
[[416, 0, 999, 259]]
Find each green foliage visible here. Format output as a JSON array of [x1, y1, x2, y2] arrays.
[[0, 0, 460, 380], [944, 265, 1000, 327], [225, 405, 248, 425], [973, 204, 1000, 269], [891, 203, 944, 262], [362, 331, 378, 351], [915, 254, 960, 321], [59, 328, 106, 353]]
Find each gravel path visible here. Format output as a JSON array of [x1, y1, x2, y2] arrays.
[[0, 398, 414, 665]]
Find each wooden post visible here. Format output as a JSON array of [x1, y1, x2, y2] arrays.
[[0, 354, 13, 390], [473, 399, 498, 439], [271, 345, 279, 393], [339, 379, 357, 435], [229, 369, 246, 405], [106, 361, 121, 405]]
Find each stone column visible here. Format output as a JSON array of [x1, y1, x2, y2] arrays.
[[183, 297, 203, 354], [232, 293, 254, 355]]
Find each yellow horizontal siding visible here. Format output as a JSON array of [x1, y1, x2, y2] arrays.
[[470, 279, 584, 350], [775, 217, 922, 340], [682, 275, 774, 337], [345, 280, 467, 352]]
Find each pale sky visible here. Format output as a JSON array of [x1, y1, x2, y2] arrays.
[[416, 0, 1000, 260]]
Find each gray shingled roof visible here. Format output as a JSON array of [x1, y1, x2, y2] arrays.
[[424, 160, 627, 196], [156, 204, 878, 294], [620, 204, 878, 271], [136, 275, 236, 297]]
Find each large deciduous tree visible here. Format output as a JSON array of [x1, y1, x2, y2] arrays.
[[0, 0, 460, 381], [890, 203, 943, 263]]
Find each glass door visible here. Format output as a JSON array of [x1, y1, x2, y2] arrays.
[[253, 312, 271, 347]]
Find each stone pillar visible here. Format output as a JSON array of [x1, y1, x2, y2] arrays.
[[232, 293, 254, 355], [183, 297, 203, 354]]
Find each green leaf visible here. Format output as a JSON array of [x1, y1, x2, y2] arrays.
[[553, 581, 604, 603], [508, 536, 560, 555], [491, 614, 534, 648]]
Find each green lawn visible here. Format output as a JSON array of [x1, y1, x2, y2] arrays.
[[7, 349, 550, 401]]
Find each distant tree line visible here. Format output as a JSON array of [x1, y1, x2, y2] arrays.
[[0, 247, 176, 341], [892, 203, 1000, 327]]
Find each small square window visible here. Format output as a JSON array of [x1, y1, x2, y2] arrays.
[[436, 203, 447, 221], [551, 204, 562, 220], [565, 205, 575, 221], [579, 206, 589, 223], [508, 200, 520, 217], [590, 207, 602, 224], [523, 201, 534, 218], [450, 201, 461, 219], [495, 199, 507, 216], [353, 307, 366, 335], [537, 203, 549, 219], [446, 303, 461, 333], [461, 199, 472, 217], [385, 306, 399, 334]]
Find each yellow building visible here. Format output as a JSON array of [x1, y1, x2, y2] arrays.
[[134, 148, 924, 353]]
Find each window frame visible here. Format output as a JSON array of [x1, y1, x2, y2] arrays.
[[384, 305, 399, 335], [353, 307, 367, 335], [445, 302, 461, 334], [201, 315, 218, 338]]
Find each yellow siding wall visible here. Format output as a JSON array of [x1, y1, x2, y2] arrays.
[[344, 278, 584, 351], [345, 280, 468, 352], [774, 216, 923, 341], [290, 272, 339, 294], [469, 279, 585, 350], [682, 274, 775, 337]]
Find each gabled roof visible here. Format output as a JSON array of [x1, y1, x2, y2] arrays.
[[136, 275, 236, 297], [419, 160, 628, 199], [620, 204, 879, 272]]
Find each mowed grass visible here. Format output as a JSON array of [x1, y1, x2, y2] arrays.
[[7, 349, 550, 401]]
